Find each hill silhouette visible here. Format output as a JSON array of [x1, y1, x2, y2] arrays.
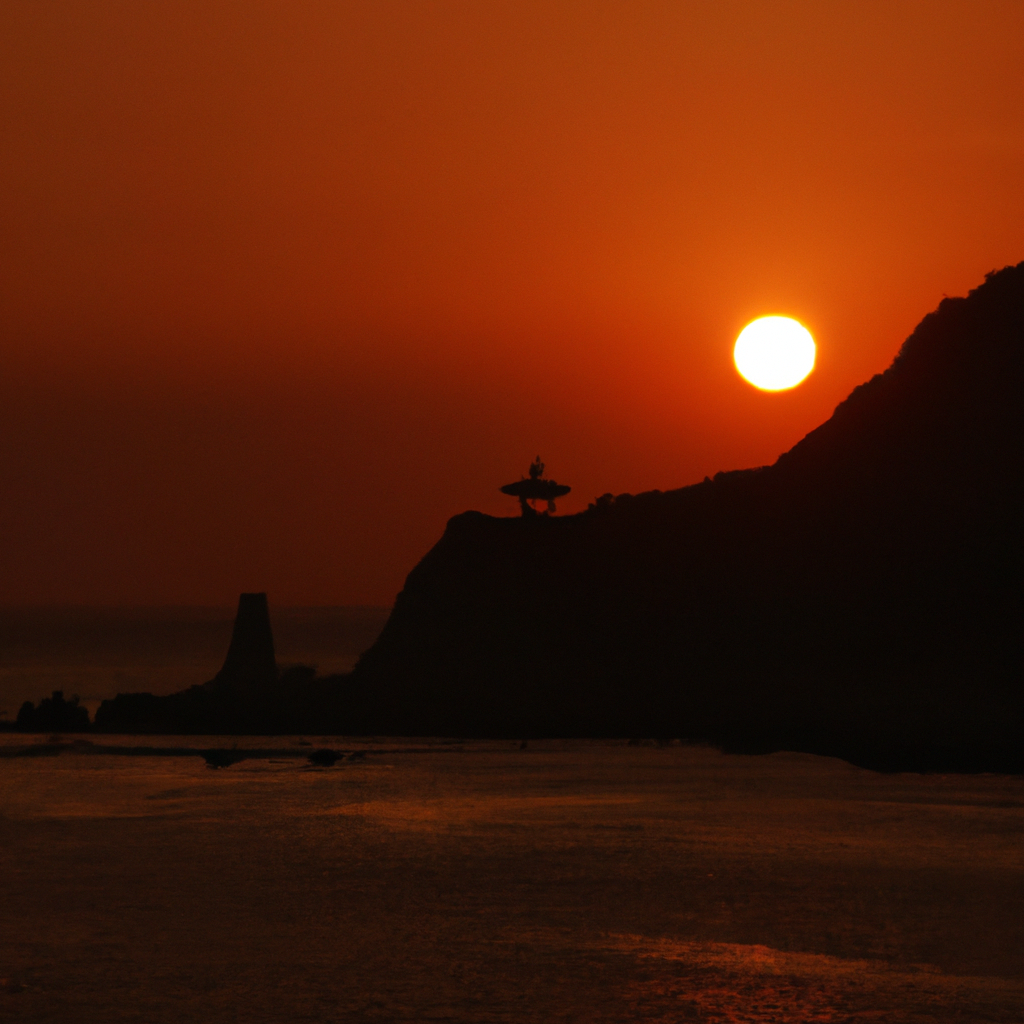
[[347, 263, 1024, 771]]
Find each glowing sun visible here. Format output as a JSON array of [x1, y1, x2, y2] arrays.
[[734, 316, 816, 391]]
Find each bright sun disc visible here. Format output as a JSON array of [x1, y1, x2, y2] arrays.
[[734, 316, 815, 391]]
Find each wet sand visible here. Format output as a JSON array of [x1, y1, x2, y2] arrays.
[[1, 739, 1022, 1022]]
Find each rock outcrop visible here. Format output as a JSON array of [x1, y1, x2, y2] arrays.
[[216, 593, 277, 686], [94, 593, 343, 734]]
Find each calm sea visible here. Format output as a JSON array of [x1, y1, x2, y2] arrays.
[[0, 606, 390, 722], [1, 739, 1022, 1022]]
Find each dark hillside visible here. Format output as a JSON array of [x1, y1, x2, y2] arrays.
[[349, 264, 1024, 770]]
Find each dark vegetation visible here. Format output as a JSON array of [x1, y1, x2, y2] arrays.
[[16, 691, 90, 733], [13, 264, 1024, 772]]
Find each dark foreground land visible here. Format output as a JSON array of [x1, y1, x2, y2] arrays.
[[1, 737, 1022, 1023], [349, 265, 1024, 770]]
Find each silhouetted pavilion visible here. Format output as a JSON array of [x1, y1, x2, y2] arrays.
[[500, 457, 570, 516]]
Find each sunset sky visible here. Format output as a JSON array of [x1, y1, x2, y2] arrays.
[[2, 1, 1023, 607]]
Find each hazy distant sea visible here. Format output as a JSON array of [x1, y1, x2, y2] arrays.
[[0, 740, 1021, 1022], [0, 606, 390, 721]]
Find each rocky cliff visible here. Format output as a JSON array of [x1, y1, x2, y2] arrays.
[[348, 264, 1024, 770]]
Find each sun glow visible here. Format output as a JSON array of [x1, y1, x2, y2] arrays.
[[734, 317, 816, 391]]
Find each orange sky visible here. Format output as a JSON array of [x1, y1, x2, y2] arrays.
[[2, 1, 1023, 606]]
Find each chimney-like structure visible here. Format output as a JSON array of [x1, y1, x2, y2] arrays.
[[216, 593, 277, 686]]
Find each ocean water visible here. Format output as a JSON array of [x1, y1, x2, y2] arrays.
[[1, 738, 1021, 1022], [0, 606, 390, 721]]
